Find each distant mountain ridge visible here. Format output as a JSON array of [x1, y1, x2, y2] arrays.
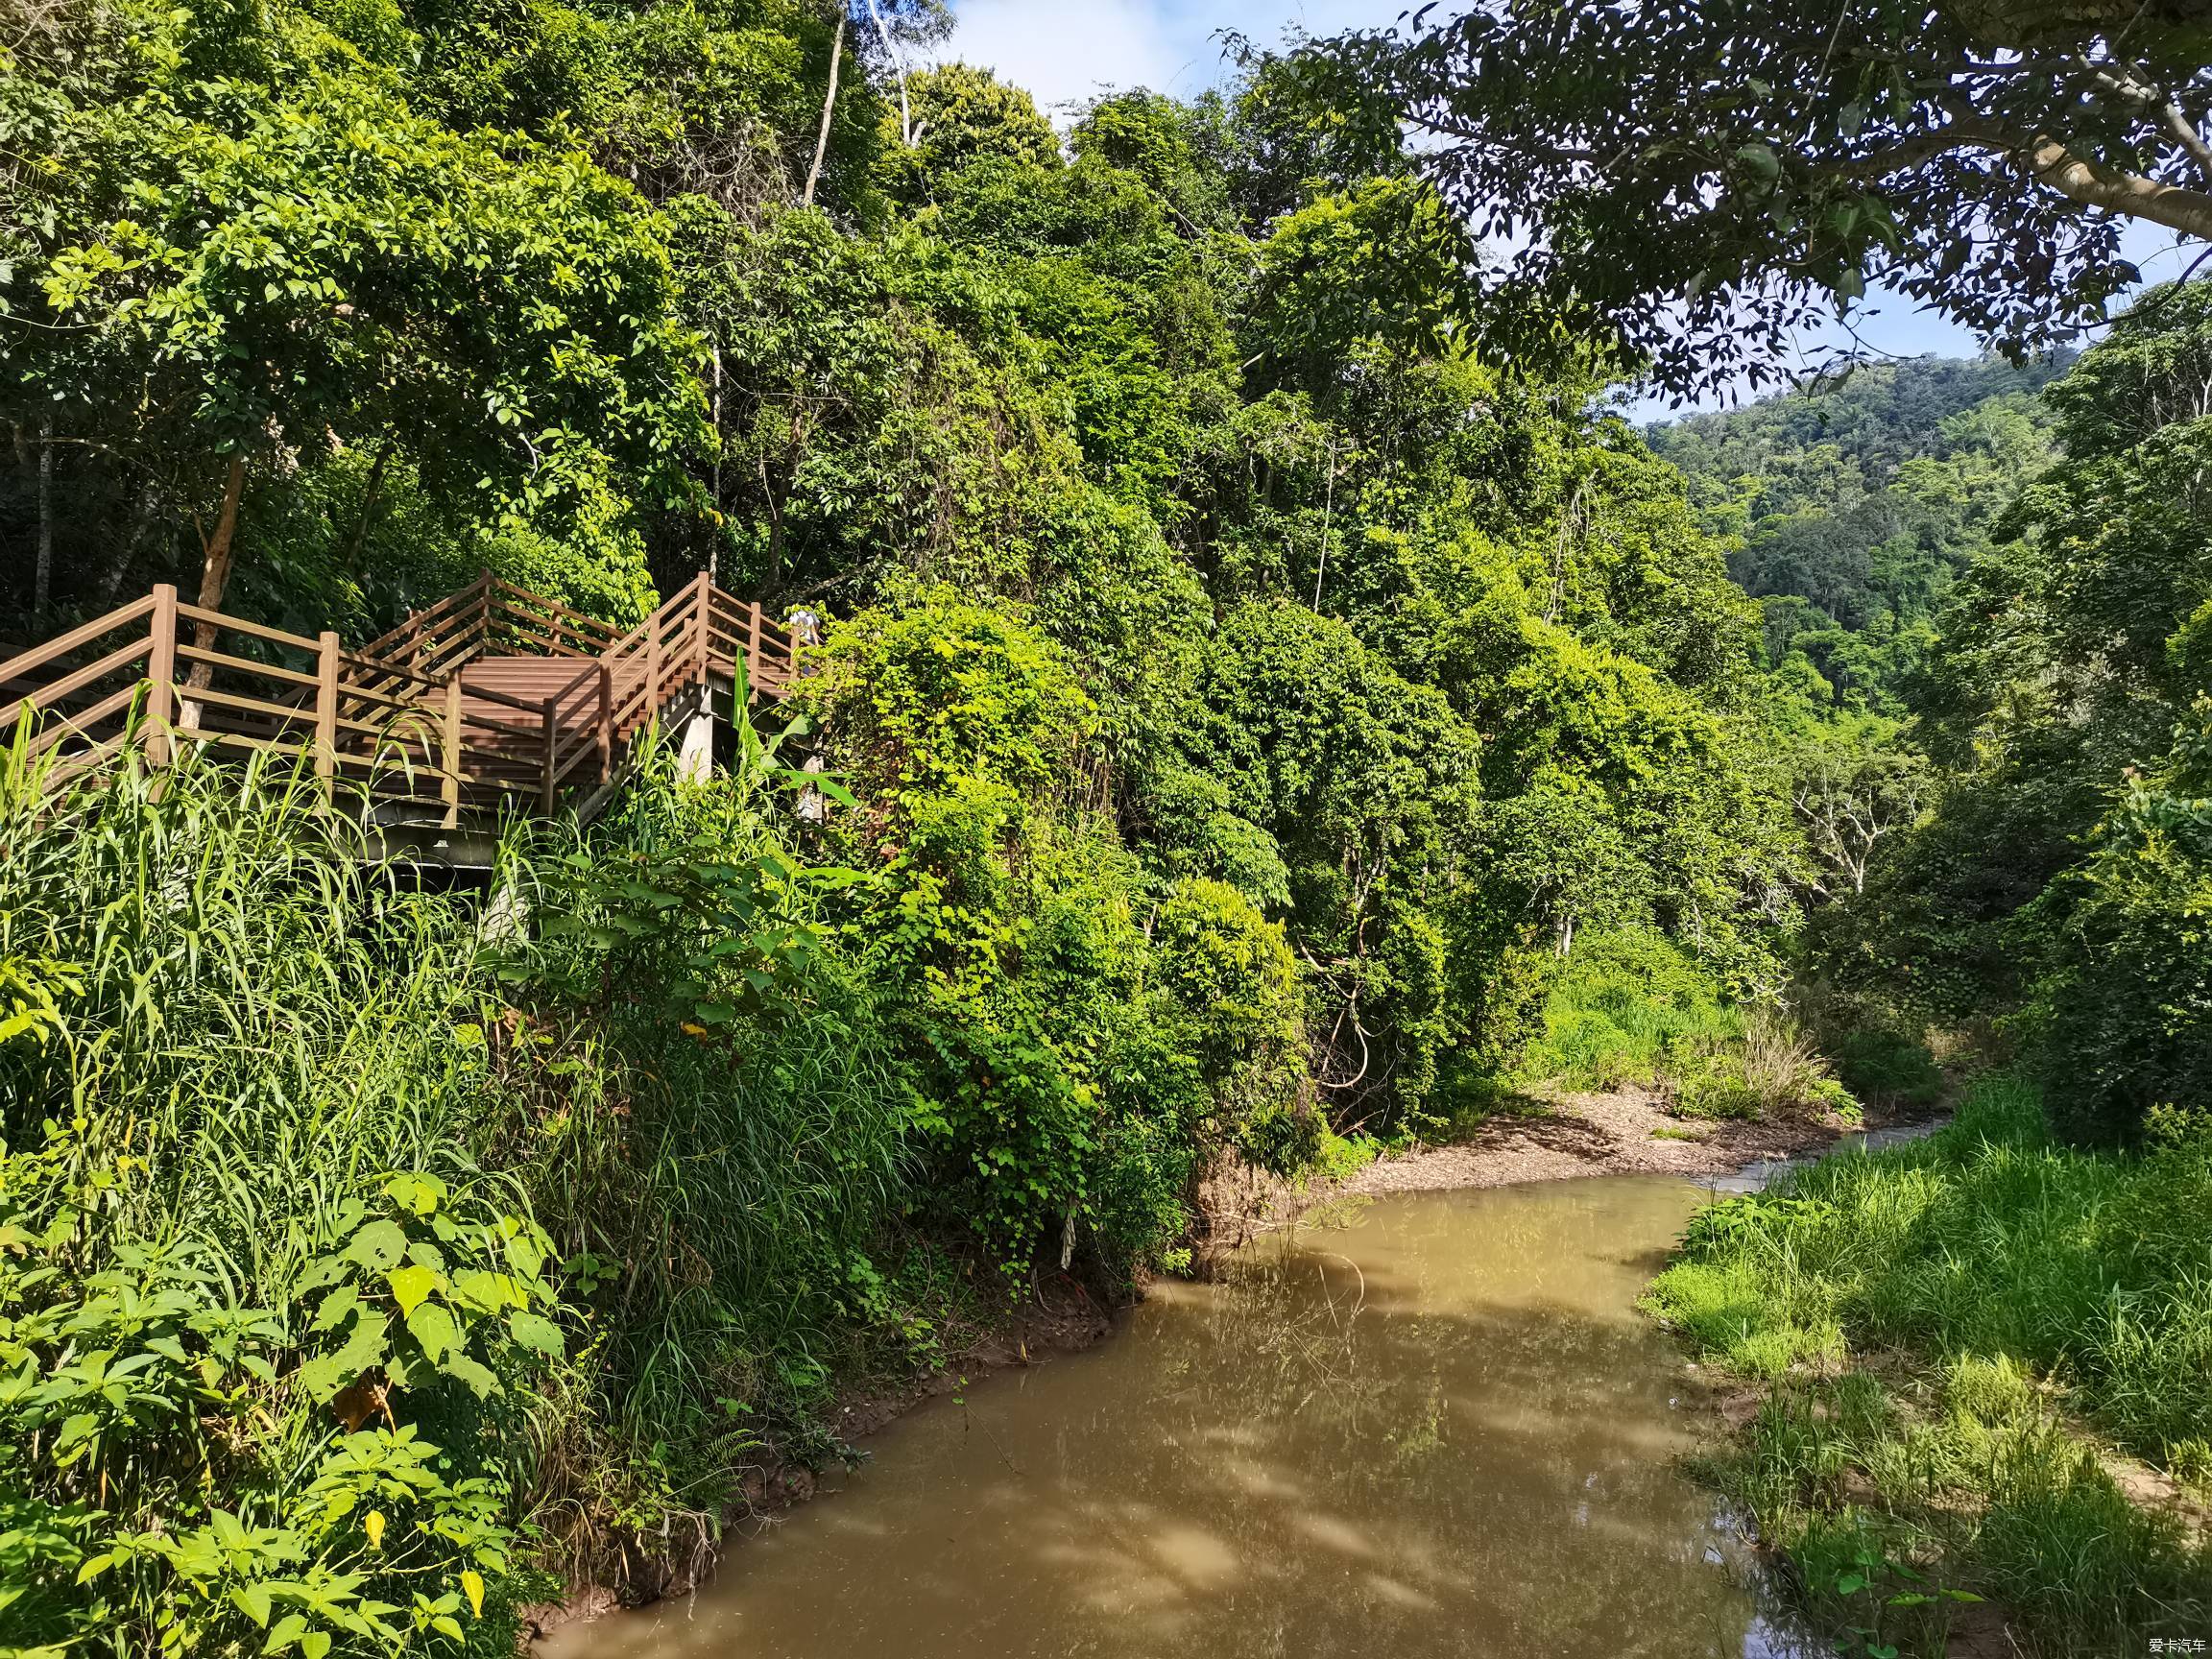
[[1647, 355, 2069, 709]]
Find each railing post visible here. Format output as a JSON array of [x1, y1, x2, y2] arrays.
[[541, 696, 558, 814], [695, 573, 710, 685], [645, 625, 661, 733], [442, 677, 463, 829], [145, 584, 178, 765], [314, 630, 339, 781], [597, 661, 613, 783], [747, 602, 764, 700]]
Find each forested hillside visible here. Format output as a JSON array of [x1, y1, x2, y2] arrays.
[[8, 0, 2212, 1652], [1648, 355, 2064, 709], [0, 4, 1840, 1652]]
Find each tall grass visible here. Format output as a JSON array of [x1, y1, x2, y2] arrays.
[[0, 739, 536, 1653], [1513, 927, 1857, 1119], [1647, 1076, 2212, 1653], [0, 731, 926, 1651], [499, 748, 923, 1576]]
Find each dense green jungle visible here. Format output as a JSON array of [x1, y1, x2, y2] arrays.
[[4, 0, 2211, 1653]]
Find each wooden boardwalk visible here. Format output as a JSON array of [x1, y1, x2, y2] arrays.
[[0, 571, 794, 828]]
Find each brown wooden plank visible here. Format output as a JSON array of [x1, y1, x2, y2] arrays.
[[26, 684, 146, 757], [175, 641, 321, 689], [333, 681, 442, 719], [176, 683, 318, 726], [146, 586, 177, 764], [174, 602, 324, 654], [0, 634, 152, 728], [0, 592, 156, 687]]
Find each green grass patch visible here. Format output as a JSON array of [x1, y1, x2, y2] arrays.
[[1516, 927, 1742, 1091], [1647, 1075, 2212, 1653], [1515, 927, 1864, 1123]]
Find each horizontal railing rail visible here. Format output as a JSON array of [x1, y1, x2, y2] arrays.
[[0, 569, 799, 832]]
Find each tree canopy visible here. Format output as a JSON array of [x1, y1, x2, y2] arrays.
[[1272, 0, 2212, 394]]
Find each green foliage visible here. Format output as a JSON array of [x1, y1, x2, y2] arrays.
[[799, 590, 1311, 1274], [1649, 356, 2060, 712], [1815, 286, 2212, 1138], [1648, 1076, 2212, 1652], [877, 62, 1060, 204], [1831, 1027, 1944, 1112], [1273, 2, 2202, 396], [1514, 927, 1740, 1092], [5, 0, 705, 634]]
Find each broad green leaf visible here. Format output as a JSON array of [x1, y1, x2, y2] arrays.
[[405, 1301, 458, 1365], [230, 1583, 273, 1628], [509, 1311, 564, 1360], [441, 1352, 500, 1398], [346, 1221, 408, 1271], [387, 1264, 439, 1319]]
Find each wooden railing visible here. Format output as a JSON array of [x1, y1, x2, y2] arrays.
[[363, 571, 625, 680], [0, 572, 797, 829], [535, 574, 796, 811]]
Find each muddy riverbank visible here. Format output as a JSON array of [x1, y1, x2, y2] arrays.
[[1348, 1085, 1872, 1194]]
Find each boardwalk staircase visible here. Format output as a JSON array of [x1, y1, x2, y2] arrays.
[[0, 571, 795, 855]]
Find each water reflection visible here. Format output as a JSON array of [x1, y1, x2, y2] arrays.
[[543, 1177, 1813, 1659]]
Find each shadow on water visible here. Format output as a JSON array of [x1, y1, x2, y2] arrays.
[[542, 1176, 1818, 1659]]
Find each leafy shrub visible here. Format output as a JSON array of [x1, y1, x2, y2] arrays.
[[800, 592, 1319, 1277], [1514, 926, 1741, 1091], [1668, 1046, 1766, 1119], [1834, 1026, 1946, 1111]]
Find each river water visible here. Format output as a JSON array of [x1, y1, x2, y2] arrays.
[[547, 1176, 1814, 1658]]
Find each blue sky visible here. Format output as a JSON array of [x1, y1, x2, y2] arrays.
[[938, 1, 2194, 413]]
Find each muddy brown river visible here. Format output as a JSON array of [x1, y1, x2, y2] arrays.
[[546, 1176, 1812, 1658]]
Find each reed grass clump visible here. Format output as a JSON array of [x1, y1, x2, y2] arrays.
[[0, 734, 922, 1654], [1647, 1075, 2212, 1654]]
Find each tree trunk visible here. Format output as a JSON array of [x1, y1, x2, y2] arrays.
[[709, 348, 723, 587], [804, 16, 844, 208], [34, 417, 53, 621], [179, 454, 247, 731], [99, 479, 160, 609], [866, 0, 912, 146], [344, 442, 394, 576]]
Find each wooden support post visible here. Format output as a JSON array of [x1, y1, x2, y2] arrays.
[[645, 627, 661, 733], [314, 630, 339, 781], [146, 584, 178, 765], [442, 677, 463, 829], [541, 696, 559, 814], [747, 602, 764, 700], [596, 661, 613, 783]]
